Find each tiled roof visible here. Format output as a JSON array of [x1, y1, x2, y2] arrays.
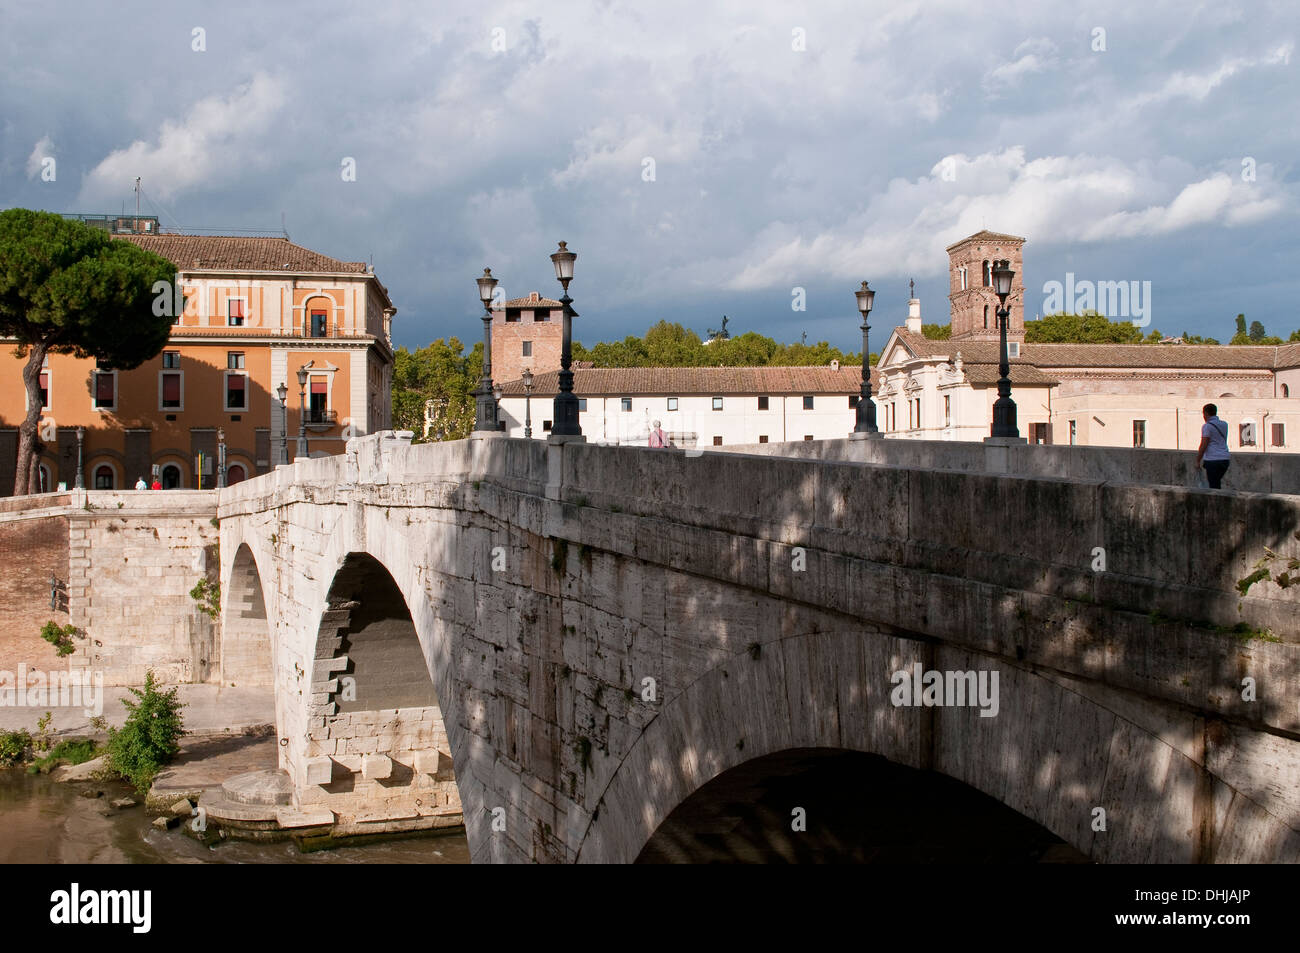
[[1275, 343, 1300, 369], [497, 365, 877, 396], [503, 292, 562, 308], [889, 329, 1282, 370], [958, 364, 1059, 385], [944, 230, 1026, 250], [116, 234, 369, 274]]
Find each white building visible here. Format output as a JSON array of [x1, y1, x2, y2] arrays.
[[496, 364, 873, 446]]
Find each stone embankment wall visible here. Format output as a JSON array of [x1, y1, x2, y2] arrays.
[[0, 490, 219, 686]]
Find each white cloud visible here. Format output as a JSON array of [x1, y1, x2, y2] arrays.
[[1125, 41, 1293, 109], [984, 37, 1057, 91], [25, 135, 53, 178], [78, 74, 286, 203], [717, 147, 1290, 290]]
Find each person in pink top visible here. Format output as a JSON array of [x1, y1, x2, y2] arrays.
[[648, 420, 669, 448]]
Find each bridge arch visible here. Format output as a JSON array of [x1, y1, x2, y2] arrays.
[[293, 546, 465, 831], [575, 627, 1211, 864], [635, 747, 1087, 863], [221, 542, 275, 687]]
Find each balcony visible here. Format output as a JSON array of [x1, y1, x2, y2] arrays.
[[305, 409, 337, 431]]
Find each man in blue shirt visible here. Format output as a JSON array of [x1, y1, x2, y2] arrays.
[[1195, 403, 1230, 489]]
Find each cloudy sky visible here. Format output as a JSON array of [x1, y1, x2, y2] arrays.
[[2, 0, 1296, 352]]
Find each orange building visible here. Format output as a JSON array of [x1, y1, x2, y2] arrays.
[[0, 220, 396, 493]]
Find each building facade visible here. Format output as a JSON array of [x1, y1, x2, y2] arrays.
[[0, 223, 396, 493], [496, 365, 872, 446]]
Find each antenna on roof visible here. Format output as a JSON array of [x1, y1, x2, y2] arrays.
[[135, 177, 141, 219], [281, 211, 289, 240]]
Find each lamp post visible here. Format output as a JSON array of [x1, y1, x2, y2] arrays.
[[852, 281, 878, 434], [74, 426, 85, 490], [276, 382, 289, 465], [217, 428, 227, 488], [474, 268, 500, 432], [549, 241, 582, 437], [296, 366, 309, 460], [990, 259, 1019, 438], [522, 367, 534, 438]]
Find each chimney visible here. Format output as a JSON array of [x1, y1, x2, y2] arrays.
[[905, 297, 922, 334]]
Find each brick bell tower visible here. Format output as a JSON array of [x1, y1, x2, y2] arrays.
[[491, 291, 566, 384], [946, 231, 1026, 342]]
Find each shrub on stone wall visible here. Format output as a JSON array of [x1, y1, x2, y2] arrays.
[[39, 621, 77, 657]]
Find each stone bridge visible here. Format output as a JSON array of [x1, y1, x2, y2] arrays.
[[216, 432, 1300, 863]]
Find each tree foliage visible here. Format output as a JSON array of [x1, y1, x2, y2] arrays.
[[921, 323, 951, 340], [0, 210, 176, 494], [572, 320, 863, 368], [106, 670, 186, 794], [1024, 311, 1147, 343], [391, 337, 481, 441]]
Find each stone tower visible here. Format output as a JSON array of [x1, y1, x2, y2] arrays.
[[491, 291, 565, 384], [946, 231, 1026, 342]]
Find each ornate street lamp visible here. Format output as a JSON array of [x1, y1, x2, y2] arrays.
[[74, 426, 85, 490], [276, 382, 289, 465], [522, 367, 534, 438], [853, 281, 877, 434], [549, 241, 582, 437], [493, 384, 504, 431], [990, 259, 1019, 438], [296, 366, 309, 459], [216, 428, 227, 488], [474, 268, 500, 432]]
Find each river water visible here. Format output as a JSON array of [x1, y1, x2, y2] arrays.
[[0, 768, 469, 864]]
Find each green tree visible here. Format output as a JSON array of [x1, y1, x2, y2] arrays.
[[1249, 320, 1266, 342], [106, 670, 186, 794], [643, 320, 704, 366], [1290, 329, 1300, 342], [391, 337, 479, 441], [921, 323, 951, 340], [1180, 330, 1222, 345], [0, 210, 176, 494], [1024, 311, 1145, 343]]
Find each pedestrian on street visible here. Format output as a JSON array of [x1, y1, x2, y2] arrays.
[[150, 477, 162, 490], [134, 476, 147, 490], [648, 420, 669, 448], [1195, 402, 1231, 489]]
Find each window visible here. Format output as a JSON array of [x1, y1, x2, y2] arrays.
[[161, 464, 182, 489], [161, 371, 183, 410], [578, 399, 587, 412], [227, 351, 245, 369], [712, 397, 723, 411], [225, 372, 247, 411], [757, 395, 769, 411], [533, 310, 550, 322], [908, 401, 914, 430], [758, 435, 769, 443], [37, 369, 50, 410], [1283, 384, 1290, 398], [310, 379, 328, 422], [506, 310, 520, 323], [1008, 342, 1020, 358], [960, 267, 967, 291], [914, 398, 921, 427], [543, 420, 553, 431], [802, 395, 814, 410], [227, 464, 247, 486], [1133, 420, 1146, 448], [1031, 423, 1048, 445], [522, 341, 533, 357], [227, 298, 245, 327], [849, 395, 859, 409], [620, 397, 632, 412], [94, 465, 114, 490], [178, 293, 190, 325], [310, 310, 327, 337], [162, 351, 180, 369], [1069, 420, 1077, 445], [713, 436, 723, 446], [1239, 422, 1256, 446], [94, 369, 116, 409], [982, 260, 991, 287], [1271, 422, 1285, 447], [803, 435, 813, 441], [944, 395, 951, 427], [667, 397, 678, 411]]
